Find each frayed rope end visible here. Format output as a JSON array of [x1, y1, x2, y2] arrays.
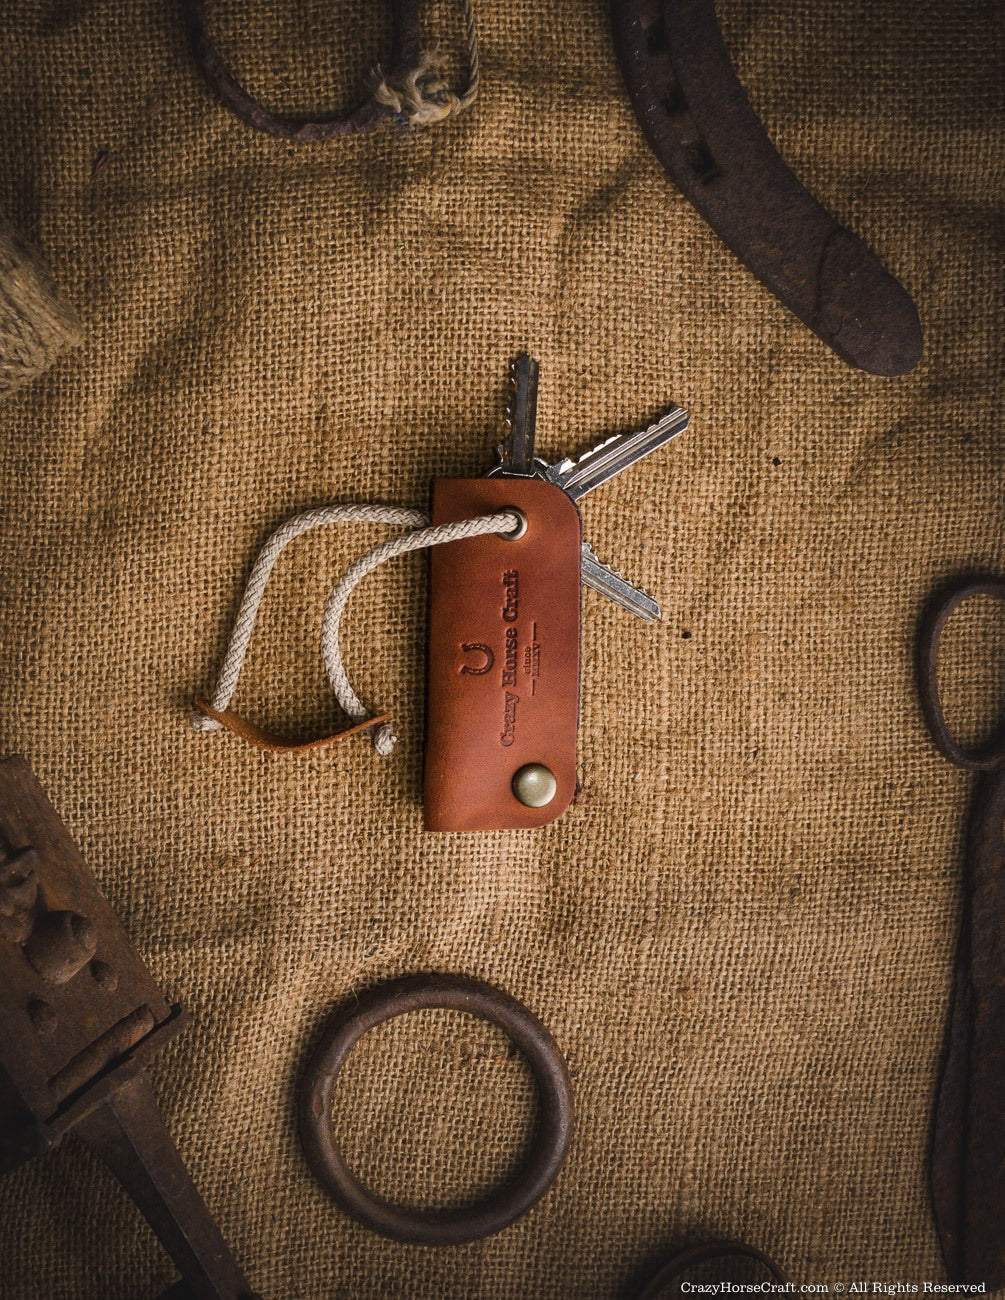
[[372, 49, 477, 128], [371, 719, 397, 757]]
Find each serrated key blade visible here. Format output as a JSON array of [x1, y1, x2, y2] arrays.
[[546, 405, 689, 501], [496, 353, 539, 476], [581, 541, 661, 621]]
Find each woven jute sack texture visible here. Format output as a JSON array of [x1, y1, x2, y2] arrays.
[[0, 1, 1002, 1296]]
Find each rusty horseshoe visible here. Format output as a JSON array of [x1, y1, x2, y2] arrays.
[[611, 0, 923, 375]]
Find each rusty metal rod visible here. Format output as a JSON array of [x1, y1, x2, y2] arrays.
[[75, 1074, 258, 1300]]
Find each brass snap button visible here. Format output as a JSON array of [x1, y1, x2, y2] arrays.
[[512, 763, 557, 808]]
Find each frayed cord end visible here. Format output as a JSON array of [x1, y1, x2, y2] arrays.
[[191, 707, 221, 733], [371, 720, 397, 756]]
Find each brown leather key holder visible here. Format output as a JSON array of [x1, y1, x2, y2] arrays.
[[191, 483, 583, 832], [424, 476, 582, 831], [192, 356, 687, 832]]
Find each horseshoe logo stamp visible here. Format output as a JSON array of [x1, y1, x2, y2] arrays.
[[458, 643, 494, 675]]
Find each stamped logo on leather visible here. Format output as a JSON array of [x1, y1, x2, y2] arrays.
[[424, 478, 581, 831]]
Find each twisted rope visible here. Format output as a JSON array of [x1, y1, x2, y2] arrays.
[[374, 0, 480, 126], [0, 222, 81, 397], [192, 501, 519, 754]]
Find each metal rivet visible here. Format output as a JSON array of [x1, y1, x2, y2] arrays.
[[90, 959, 119, 992], [512, 763, 557, 808], [497, 508, 527, 540], [23, 909, 97, 985], [27, 998, 57, 1036]]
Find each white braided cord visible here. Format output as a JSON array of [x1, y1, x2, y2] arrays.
[[192, 502, 519, 754]]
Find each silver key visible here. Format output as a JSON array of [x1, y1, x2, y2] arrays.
[[486, 354, 686, 621], [543, 406, 690, 501], [497, 353, 540, 476], [581, 542, 660, 621]]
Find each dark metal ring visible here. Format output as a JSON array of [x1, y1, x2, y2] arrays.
[[180, 0, 421, 142], [298, 973, 574, 1245], [637, 1240, 790, 1298], [918, 576, 1005, 772]]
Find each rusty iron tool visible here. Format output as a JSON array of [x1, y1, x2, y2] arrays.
[[0, 755, 258, 1300], [299, 973, 573, 1244], [919, 578, 1005, 1288], [610, 0, 923, 375], [181, 0, 421, 141]]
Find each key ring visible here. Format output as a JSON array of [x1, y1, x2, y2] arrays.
[[298, 973, 574, 1244], [918, 576, 1005, 772]]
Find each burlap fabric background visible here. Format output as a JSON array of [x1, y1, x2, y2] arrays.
[[0, 1, 1002, 1296]]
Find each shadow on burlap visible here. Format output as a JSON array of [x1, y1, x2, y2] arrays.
[[0, 1, 1002, 1296]]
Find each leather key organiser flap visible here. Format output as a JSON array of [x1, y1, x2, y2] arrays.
[[424, 478, 581, 831]]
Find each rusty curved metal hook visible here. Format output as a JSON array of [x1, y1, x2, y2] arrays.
[[918, 577, 1005, 772], [918, 577, 1005, 1288], [180, 0, 421, 142]]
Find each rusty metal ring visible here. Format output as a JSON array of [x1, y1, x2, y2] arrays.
[[298, 973, 574, 1245], [918, 577, 1005, 772], [180, 0, 421, 142], [636, 1240, 790, 1298]]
